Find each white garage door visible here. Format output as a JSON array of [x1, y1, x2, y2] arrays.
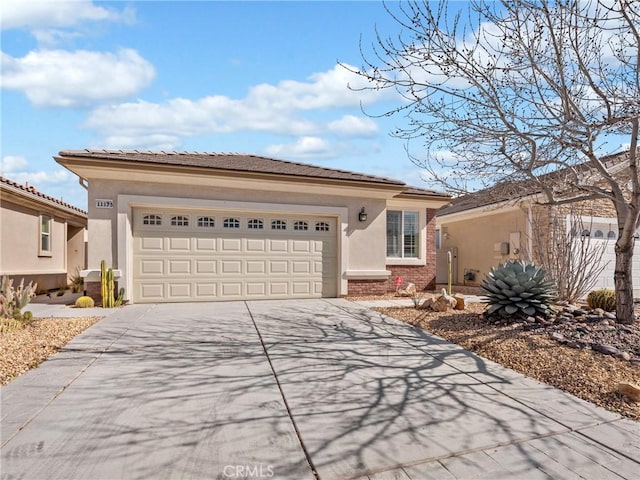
[[132, 209, 337, 303], [578, 219, 640, 298]]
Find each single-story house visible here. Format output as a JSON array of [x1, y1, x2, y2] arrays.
[[55, 150, 450, 304], [0, 176, 87, 292], [435, 150, 640, 297]]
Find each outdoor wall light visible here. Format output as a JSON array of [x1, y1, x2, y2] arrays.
[[358, 207, 368, 222]]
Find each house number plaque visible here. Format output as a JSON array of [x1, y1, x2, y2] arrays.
[[95, 199, 114, 209]]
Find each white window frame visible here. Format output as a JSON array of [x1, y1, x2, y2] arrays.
[[385, 208, 427, 266], [39, 213, 53, 257]]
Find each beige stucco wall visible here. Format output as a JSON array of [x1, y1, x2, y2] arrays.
[[439, 207, 529, 284], [0, 200, 70, 290], [86, 178, 391, 279]]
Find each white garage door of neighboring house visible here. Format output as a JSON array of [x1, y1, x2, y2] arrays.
[[577, 219, 640, 299], [132, 209, 337, 303]]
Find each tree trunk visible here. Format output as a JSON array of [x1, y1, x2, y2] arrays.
[[614, 242, 636, 324]]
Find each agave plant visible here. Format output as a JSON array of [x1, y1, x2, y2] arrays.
[[481, 261, 555, 318]]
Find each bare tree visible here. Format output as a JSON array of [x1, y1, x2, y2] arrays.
[[529, 206, 608, 303], [348, 0, 639, 323]]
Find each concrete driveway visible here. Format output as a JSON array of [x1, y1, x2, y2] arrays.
[[1, 299, 638, 480]]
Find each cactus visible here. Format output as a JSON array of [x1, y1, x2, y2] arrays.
[[0, 276, 37, 319], [586, 288, 616, 312], [100, 260, 108, 307], [114, 288, 125, 307], [22, 311, 33, 323], [75, 296, 95, 308], [482, 260, 555, 318], [107, 268, 115, 308]]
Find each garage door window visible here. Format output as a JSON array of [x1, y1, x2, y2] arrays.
[[171, 215, 189, 227], [197, 216, 215, 227], [143, 214, 162, 226], [271, 220, 287, 230], [294, 221, 309, 231], [248, 219, 264, 229], [224, 217, 240, 229], [315, 221, 330, 232]]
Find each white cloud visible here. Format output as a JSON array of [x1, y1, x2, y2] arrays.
[[264, 137, 335, 159], [84, 64, 392, 146], [98, 134, 183, 152], [328, 115, 378, 137], [1, 48, 155, 107], [7, 170, 72, 185], [0, 155, 28, 173], [1, 0, 134, 31]]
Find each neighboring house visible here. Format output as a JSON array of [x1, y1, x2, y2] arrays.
[[435, 150, 640, 297], [0, 177, 87, 292], [55, 150, 450, 304]]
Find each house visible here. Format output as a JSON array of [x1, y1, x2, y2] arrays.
[[435, 150, 640, 297], [0, 176, 87, 292], [55, 150, 450, 304]]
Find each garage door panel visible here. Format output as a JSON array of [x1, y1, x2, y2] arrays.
[[221, 283, 242, 297], [246, 239, 266, 252], [168, 260, 191, 274], [139, 260, 164, 275], [140, 283, 164, 300], [269, 261, 289, 274], [195, 237, 216, 251], [221, 260, 242, 274], [168, 283, 191, 298], [133, 209, 337, 302], [168, 237, 191, 251], [246, 283, 266, 296], [196, 283, 217, 297], [195, 260, 216, 274], [141, 237, 164, 251], [246, 260, 266, 274], [269, 240, 288, 252]]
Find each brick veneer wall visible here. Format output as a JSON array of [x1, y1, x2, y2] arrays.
[[85, 281, 118, 306], [347, 208, 438, 295]]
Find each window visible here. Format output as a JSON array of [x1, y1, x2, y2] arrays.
[[247, 219, 264, 229], [594, 230, 604, 238], [608, 230, 617, 239], [387, 210, 419, 258], [39, 214, 52, 256], [315, 221, 330, 232], [435, 228, 441, 250], [271, 219, 287, 230], [197, 216, 215, 227], [143, 214, 162, 226], [224, 217, 240, 229], [293, 220, 308, 231], [171, 215, 189, 227]]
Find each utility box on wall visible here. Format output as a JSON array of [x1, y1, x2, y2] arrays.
[[500, 242, 510, 255]]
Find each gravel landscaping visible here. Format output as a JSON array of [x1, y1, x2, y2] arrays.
[[0, 317, 101, 385], [366, 299, 640, 422]]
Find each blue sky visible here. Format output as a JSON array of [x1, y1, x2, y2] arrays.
[[1, 0, 439, 209]]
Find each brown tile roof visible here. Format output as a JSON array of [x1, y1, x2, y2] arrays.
[[438, 149, 633, 217], [399, 186, 450, 198], [0, 176, 87, 216], [58, 149, 410, 186]]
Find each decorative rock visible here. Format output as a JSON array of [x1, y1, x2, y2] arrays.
[[603, 312, 617, 320], [594, 308, 605, 316], [617, 351, 632, 361], [453, 294, 465, 310], [617, 383, 640, 402], [573, 309, 588, 316], [599, 319, 610, 326], [566, 341, 584, 349], [550, 332, 565, 342], [593, 344, 621, 356], [525, 316, 536, 324]]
